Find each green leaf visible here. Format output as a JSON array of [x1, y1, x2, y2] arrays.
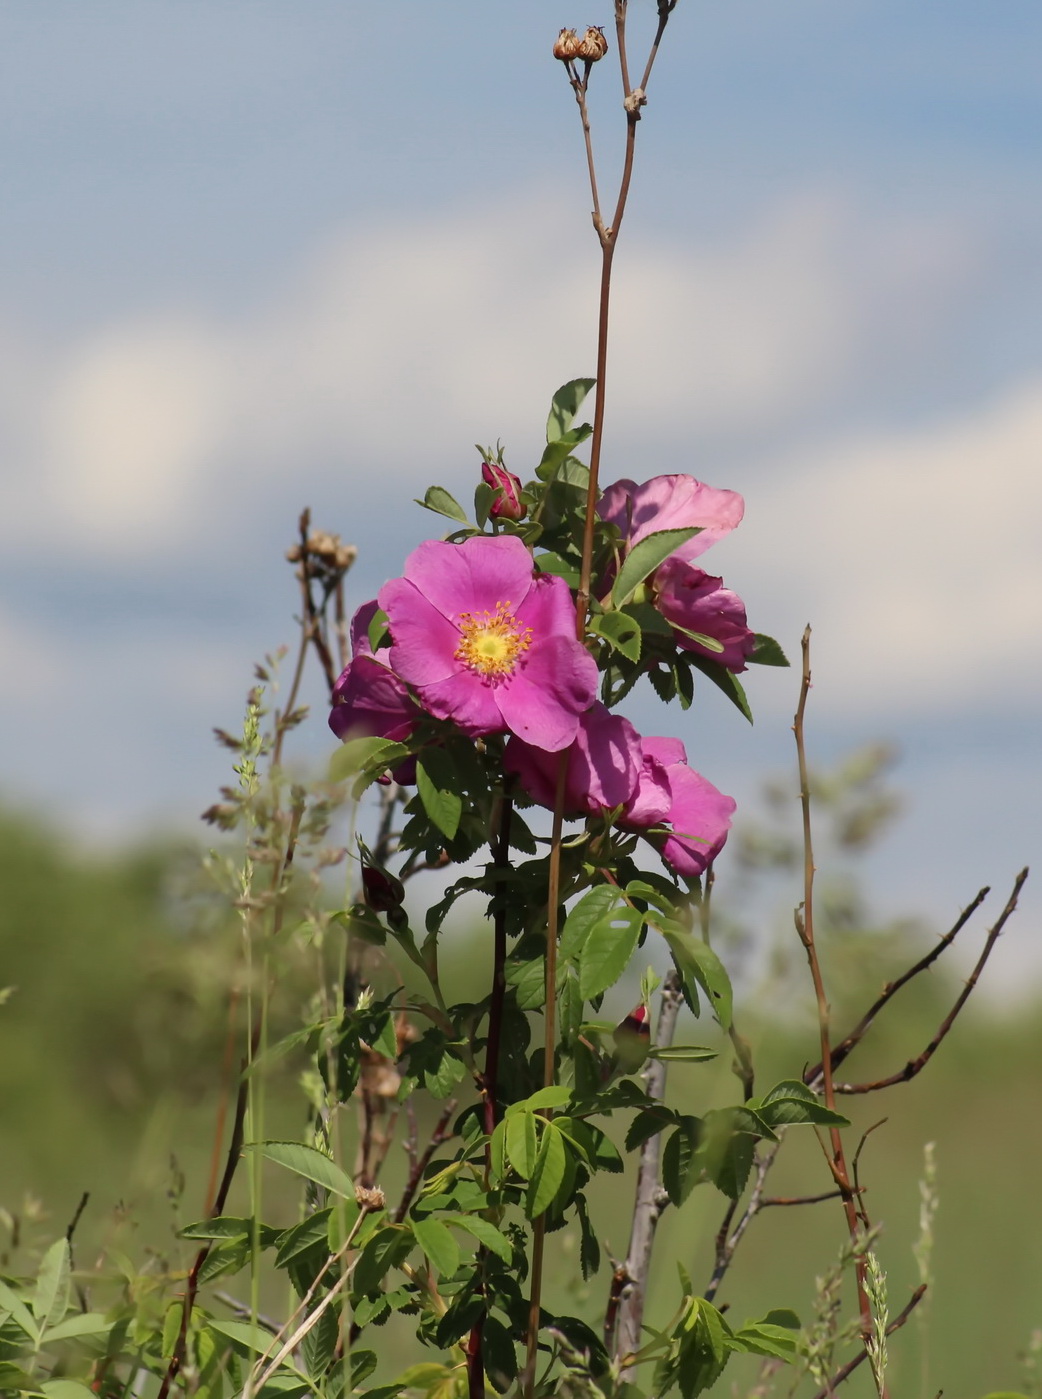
[[748, 633, 789, 666], [579, 908, 643, 999], [526, 1123, 568, 1217], [661, 1117, 702, 1207], [625, 1106, 678, 1152], [411, 1218, 460, 1278], [353, 1225, 415, 1296], [536, 430, 592, 481], [507, 1085, 572, 1116], [731, 1322, 800, 1360], [180, 1215, 254, 1241], [42, 1382, 99, 1399], [208, 1318, 284, 1360], [589, 610, 641, 663], [397, 1364, 455, 1390], [660, 926, 733, 1030], [473, 480, 496, 529], [505, 1112, 539, 1179], [274, 1209, 334, 1267], [688, 655, 753, 723], [161, 1300, 183, 1358], [754, 1080, 849, 1128], [0, 1365, 39, 1393], [650, 1045, 717, 1063], [444, 1214, 512, 1263], [505, 955, 545, 1010], [416, 485, 469, 524], [490, 1120, 508, 1183], [575, 1193, 601, 1280], [0, 1279, 39, 1344], [416, 750, 463, 840], [612, 528, 701, 606], [547, 378, 596, 442], [33, 1238, 71, 1334], [249, 1141, 360, 1205], [560, 886, 624, 961], [535, 551, 581, 587], [329, 736, 410, 788], [40, 1312, 112, 1344]]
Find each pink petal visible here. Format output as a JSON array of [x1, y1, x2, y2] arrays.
[[401, 535, 534, 622], [379, 578, 461, 686], [497, 636, 598, 751], [598, 474, 745, 562], [659, 766, 736, 878], [505, 703, 642, 815], [419, 669, 505, 736], [622, 749, 673, 827], [654, 559, 755, 671], [640, 736, 687, 769], [515, 571, 580, 636]]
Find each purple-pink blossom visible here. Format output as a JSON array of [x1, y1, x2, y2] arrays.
[[379, 534, 597, 751], [598, 474, 744, 565], [653, 558, 755, 672], [328, 655, 422, 784], [623, 737, 736, 878], [504, 703, 643, 816]]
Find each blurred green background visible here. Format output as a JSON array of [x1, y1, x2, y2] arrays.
[[1, 758, 1037, 1398]]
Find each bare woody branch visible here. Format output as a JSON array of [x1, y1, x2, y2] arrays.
[[831, 868, 1028, 1095], [804, 882, 990, 1085]]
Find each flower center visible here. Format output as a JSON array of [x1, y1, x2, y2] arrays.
[[454, 601, 532, 679]]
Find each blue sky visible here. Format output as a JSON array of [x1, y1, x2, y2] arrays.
[[1, 2, 1039, 981]]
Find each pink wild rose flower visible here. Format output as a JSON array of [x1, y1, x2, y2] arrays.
[[504, 703, 644, 817], [653, 557, 755, 672], [623, 736, 736, 878], [598, 473, 744, 565], [378, 534, 597, 751]]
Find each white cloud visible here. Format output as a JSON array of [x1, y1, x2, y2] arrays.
[[732, 381, 1042, 718], [0, 187, 976, 561]]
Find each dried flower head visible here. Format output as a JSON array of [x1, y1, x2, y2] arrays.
[[577, 26, 608, 61], [354, 1184, 386, 1211], [553, 28, 581, 61]]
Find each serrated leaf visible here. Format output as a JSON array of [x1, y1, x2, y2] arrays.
[[0, 1279, 39, 1344], [579, 908, 642, 999], [33, 1238, 71, 1334], [589, 611, 641, 662], [625, 1106, 678, 1152], [248, 1141, 360, 1205], [444, 1214, 512, 1262], [660, 926, 733, 1030], [534, 551, 581, 587], [661, 1117, 702, 1207], [688, 654, 753, 723], [575, 1194, 601, 1280], [536, 430, 592, 481], [329, 736, 411, 788], [560, 886, 623, 961], [612, 528, 701, 606], [731, 1322, 800, 1360], [274, 1209, 333, 1267], [416, 485, 469, 524], [755, 1080, 849, 1128], [353, 1226, 415, 1297], [416, 751, 462, 840], [180, 1215, 254, 1241], [526, 1123, 568, 1218], [748, 633, 789, 666], [505, 955, 545, 1010], [547, 378, 596, 442], [505, 1112, 539, 1179], [411, 1218, 460, 1278], [40, 1311, 112, 1344], [506, 1085, 572, 1116]]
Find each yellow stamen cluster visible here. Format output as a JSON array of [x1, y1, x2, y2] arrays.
[[454, 601, 532, 679]]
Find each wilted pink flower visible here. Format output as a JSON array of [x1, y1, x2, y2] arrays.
[[598, 474, 744, 564], [504, 702, 643, 816], [624, 736, 735, 878], [653, 558, 755, 672], [379, 534, 597, 751], [481, 461, 526, 522]]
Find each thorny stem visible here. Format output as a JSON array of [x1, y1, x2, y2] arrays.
[[468, 794, 514, 1399], [610, 972, 684, 1373], [793, 626, 873, 1349]]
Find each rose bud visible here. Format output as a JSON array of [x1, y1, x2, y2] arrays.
[[553, 27, 581, 61], [612, 1002, 651, 1074], [481, 460, 526, 522], [577, 27, 609, 62], [362, 863, 405, 915]]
